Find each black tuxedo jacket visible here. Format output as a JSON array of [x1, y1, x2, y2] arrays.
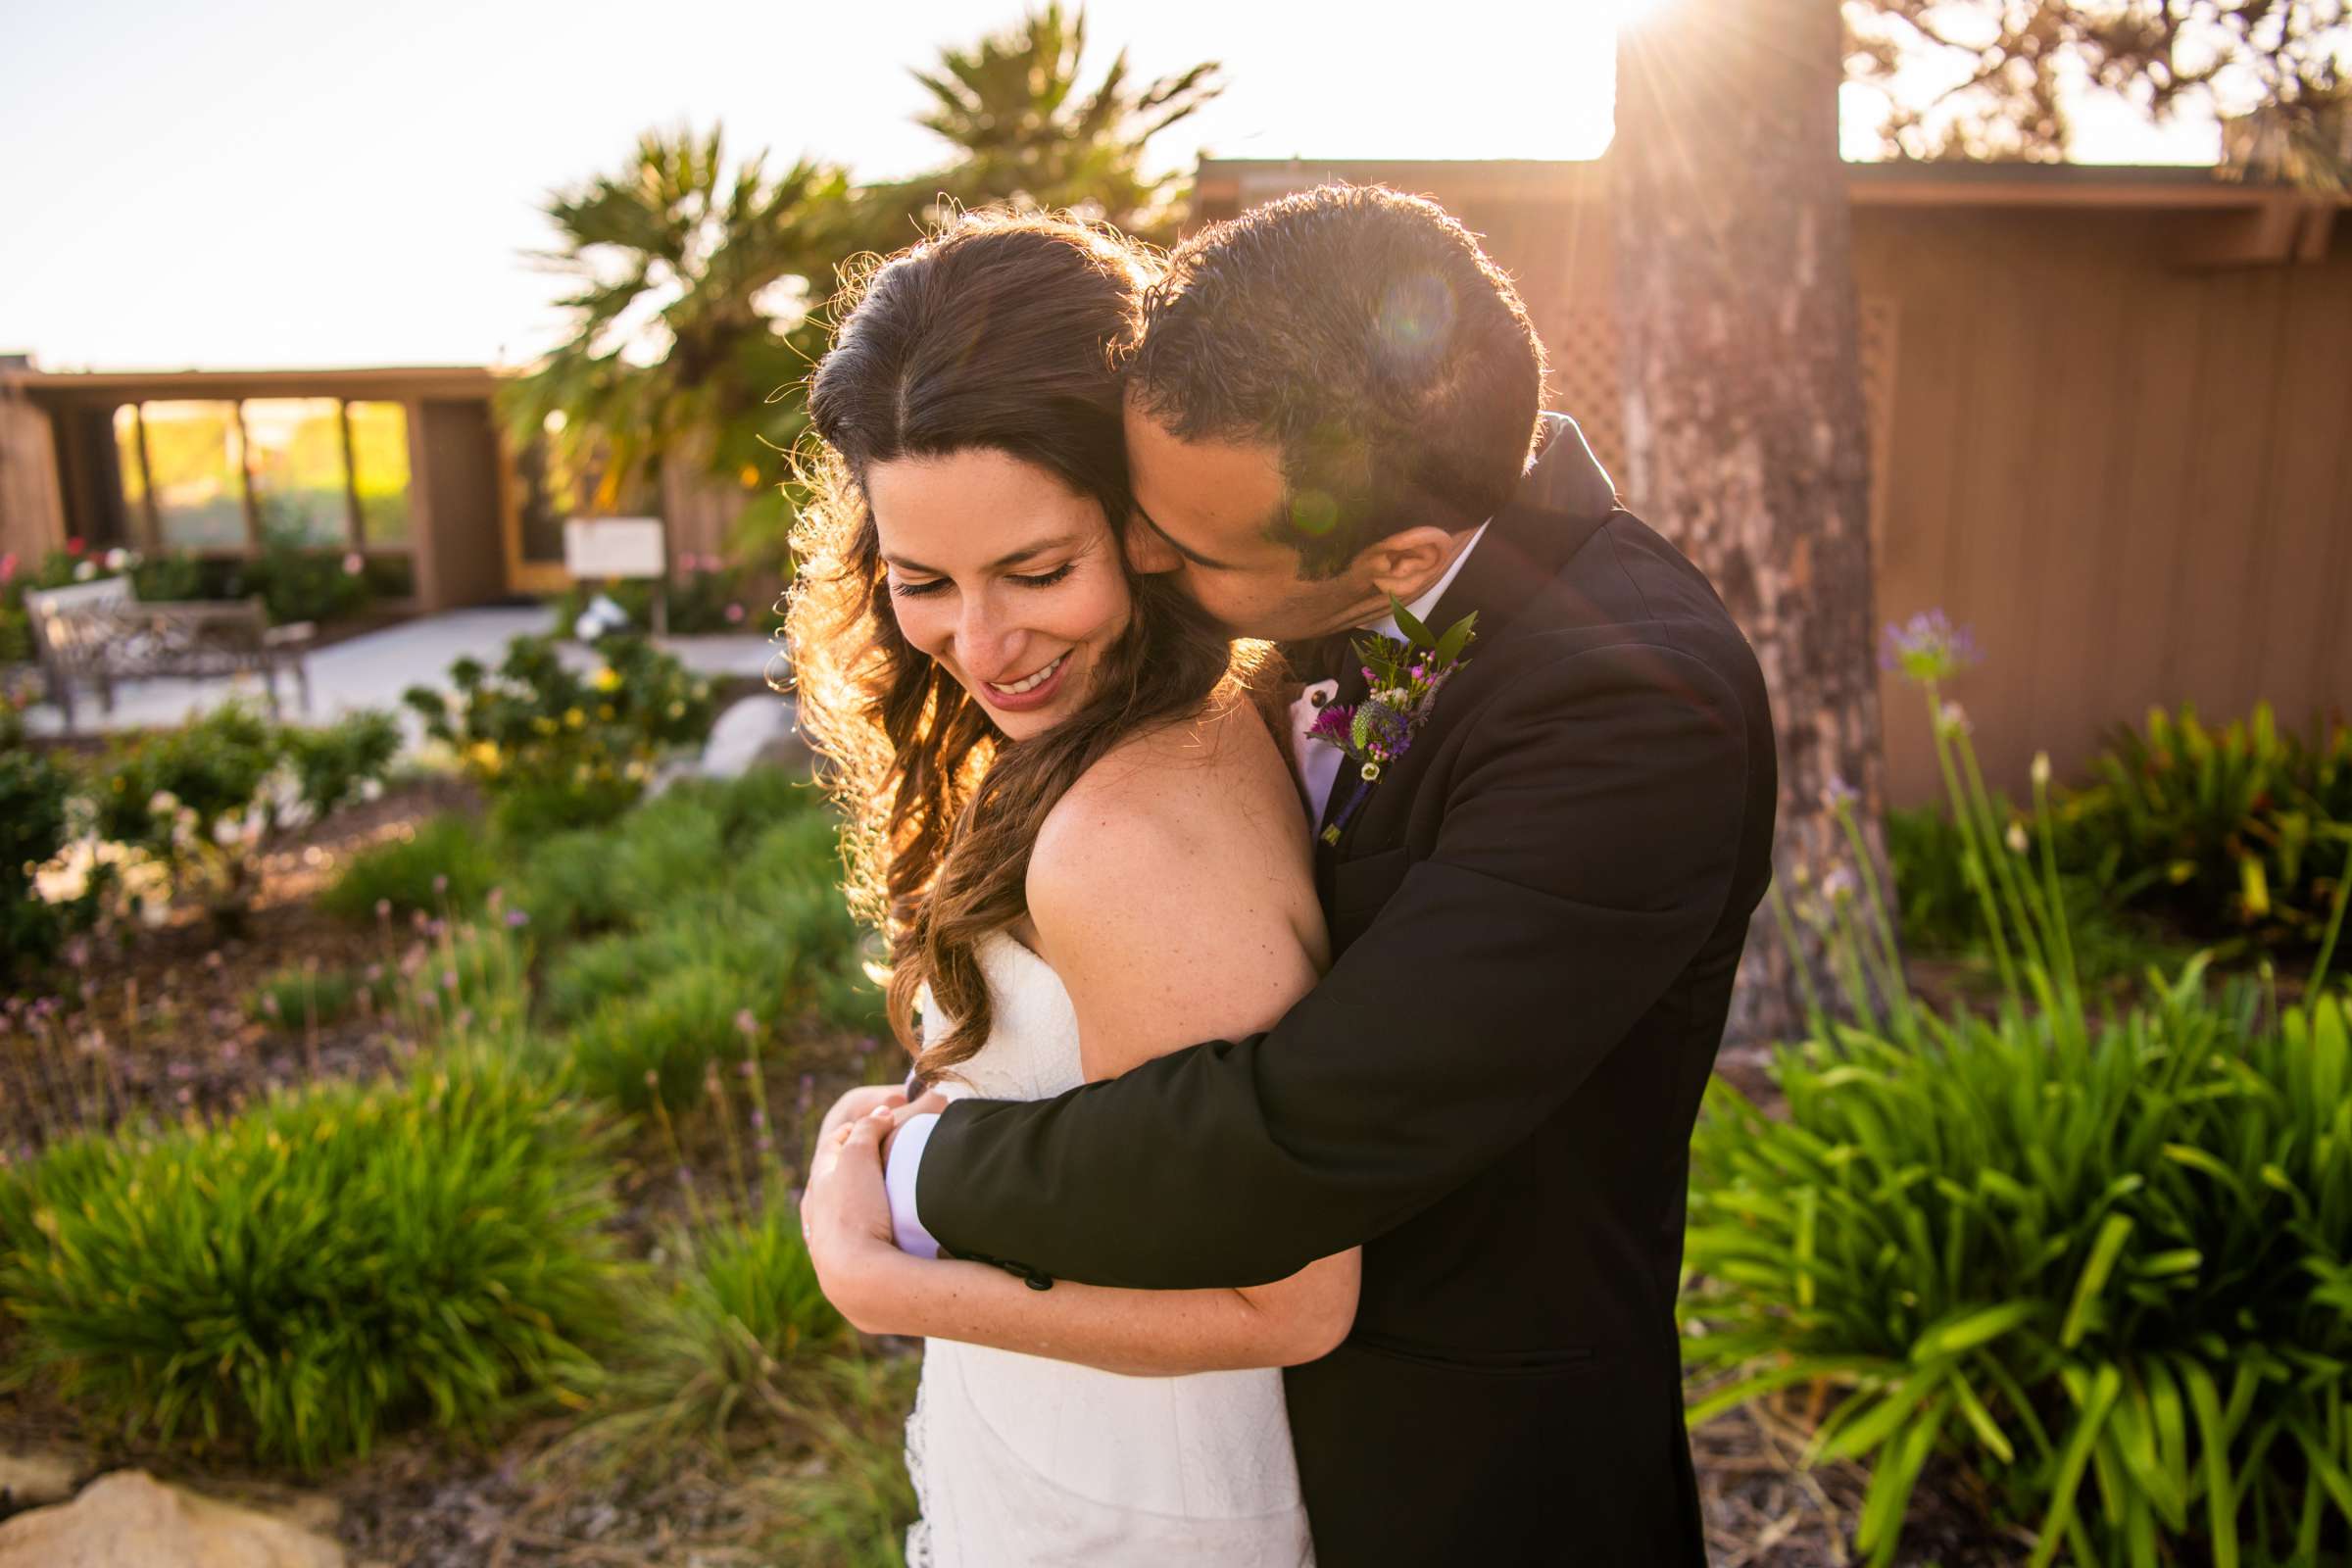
[[919, 414, 1779, 1565]]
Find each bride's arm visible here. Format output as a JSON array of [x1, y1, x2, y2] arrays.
[[806, 709, 1359, 1375], [812, 1120, 1355, 1374]]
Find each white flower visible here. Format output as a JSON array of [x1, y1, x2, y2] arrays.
[[2005, 821, 2031, 855], [2031, 752, 2052, 788], [104, 547, 129, 570], [73, 560, 97, 581]]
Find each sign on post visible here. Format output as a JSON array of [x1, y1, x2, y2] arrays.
[[563, 516, 669, 635]]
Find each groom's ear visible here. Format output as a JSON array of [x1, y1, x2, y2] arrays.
[[1359, 526, 1461, 599], [1123, 514, 1184, 575]]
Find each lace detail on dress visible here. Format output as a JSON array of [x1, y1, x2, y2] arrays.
[[903, 1372, 935, 1567]]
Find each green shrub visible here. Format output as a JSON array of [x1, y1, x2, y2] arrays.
[[404, 633, 715, 841], [561, 1201, 850, 1476], [1, 742, 89, 986], [379, 918, 534, 1043], [565, 962, 769, 1113], [220, 526, 373, 626], [244, 962, 376, 1031], [2060, 703, 2352, 952], [320, 812, 506, 924], [1888, 802, 2194, 985], [87, 703, 400, 924], [0, 1047, 627, 1472], [1687, 620, 2352, 1567]]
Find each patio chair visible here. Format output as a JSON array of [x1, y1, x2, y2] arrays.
[[25, 576, 316, 734]]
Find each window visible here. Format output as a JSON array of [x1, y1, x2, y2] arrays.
[[346, 401, 412, 548], [242, 398, 349, 547], [140, 401, 247, 550], [110, 395, 419, 570]]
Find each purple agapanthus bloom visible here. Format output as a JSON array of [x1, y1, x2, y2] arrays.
[[1879, 610, 1981, 683]]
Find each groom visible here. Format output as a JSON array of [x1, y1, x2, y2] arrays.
[[835, 184, 1776, 1565]]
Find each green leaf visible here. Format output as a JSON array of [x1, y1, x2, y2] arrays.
[[1431, 611, 1478, 668], [1388, 593, 1434, 649], [1910, 1300, 2036, 1362], [2060, 1213, 2134, 1349]]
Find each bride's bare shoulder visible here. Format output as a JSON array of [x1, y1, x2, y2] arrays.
[[1029, 686, 1301, 898], [1025, 686, 1324, 1067]]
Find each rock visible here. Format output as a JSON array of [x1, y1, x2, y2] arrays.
[[0, 1469, 345, 1568], [0, 1447, 77, 1510], [696, 693, 809, 779]]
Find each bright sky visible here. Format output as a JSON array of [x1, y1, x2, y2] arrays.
[[0, 0, 2225, 372]]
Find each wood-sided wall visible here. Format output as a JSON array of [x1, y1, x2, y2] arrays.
[[1192, 166, 2352, 804]]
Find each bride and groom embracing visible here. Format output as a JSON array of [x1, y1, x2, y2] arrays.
[[788, 184, 1779, 1566]]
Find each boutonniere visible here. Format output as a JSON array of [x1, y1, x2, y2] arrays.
[[1305, 596, 1478, 846]]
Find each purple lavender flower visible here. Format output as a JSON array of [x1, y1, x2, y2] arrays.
[[504, 909, 529, 928], [1879, 610, 1981, 684]]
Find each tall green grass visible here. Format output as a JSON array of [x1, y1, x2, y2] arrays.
[[1684, 626, 2352, 1566], [0, 1046, 628, 1472]]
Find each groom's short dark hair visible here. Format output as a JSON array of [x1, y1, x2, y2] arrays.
[[1124, 184, 1546, 578]]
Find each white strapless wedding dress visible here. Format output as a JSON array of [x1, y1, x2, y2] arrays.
[[904, 930, 1315, 1567]]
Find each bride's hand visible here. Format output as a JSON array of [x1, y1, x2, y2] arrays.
[[804, 1106, 907, 1335], [817, 1083, 908, 1149]]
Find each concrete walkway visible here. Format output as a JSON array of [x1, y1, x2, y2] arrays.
[[18, 606, 784, 740]]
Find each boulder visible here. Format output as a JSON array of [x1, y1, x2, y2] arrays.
[[0, 1469, 344, 1568]]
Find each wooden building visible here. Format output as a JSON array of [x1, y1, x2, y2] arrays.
[[1192, 160, 2352, 801], [0, 365, 570, 612], [0, 363, 756, 616]]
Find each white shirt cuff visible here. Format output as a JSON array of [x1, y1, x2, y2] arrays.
[[884, 1110, 944, 1259]]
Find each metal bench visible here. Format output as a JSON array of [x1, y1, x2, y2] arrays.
[[25, 576, 315, 733]]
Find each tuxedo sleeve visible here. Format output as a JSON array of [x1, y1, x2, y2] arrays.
[[915, 637, 1756, 1289]]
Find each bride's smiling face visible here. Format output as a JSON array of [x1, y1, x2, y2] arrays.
[[867, 447, 1131, 742]]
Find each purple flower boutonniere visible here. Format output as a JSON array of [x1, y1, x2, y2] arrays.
[[1305, 595, 1478, 846]]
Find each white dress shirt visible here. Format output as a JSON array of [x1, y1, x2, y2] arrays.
[[883, 523, 1494, 1260]]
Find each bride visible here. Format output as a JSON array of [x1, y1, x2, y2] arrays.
[[786, 210, 1355, 1565]]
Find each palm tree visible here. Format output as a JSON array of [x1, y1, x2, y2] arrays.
[[501, 125, 856, 534], [505, 13, 1222, 578], [907, 3, 1222, 239]]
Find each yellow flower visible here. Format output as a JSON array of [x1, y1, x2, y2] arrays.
[[591, 665, 620, 693], [533, 715, 559, 736], [466, 741, 504, 775], [564, 707, 585, 729], [597, 703, 615, 721], [666, 700, 685, 718]]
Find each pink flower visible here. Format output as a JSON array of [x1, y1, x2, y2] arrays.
[[2, 552, 20, 582], [343, 551, 366, 575], [724, 602, 746, 623]]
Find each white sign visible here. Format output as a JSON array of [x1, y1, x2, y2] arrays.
[[564, 516, 666, 579]]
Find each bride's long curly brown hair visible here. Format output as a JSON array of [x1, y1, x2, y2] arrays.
[[785, 210, 1264, 1089]]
